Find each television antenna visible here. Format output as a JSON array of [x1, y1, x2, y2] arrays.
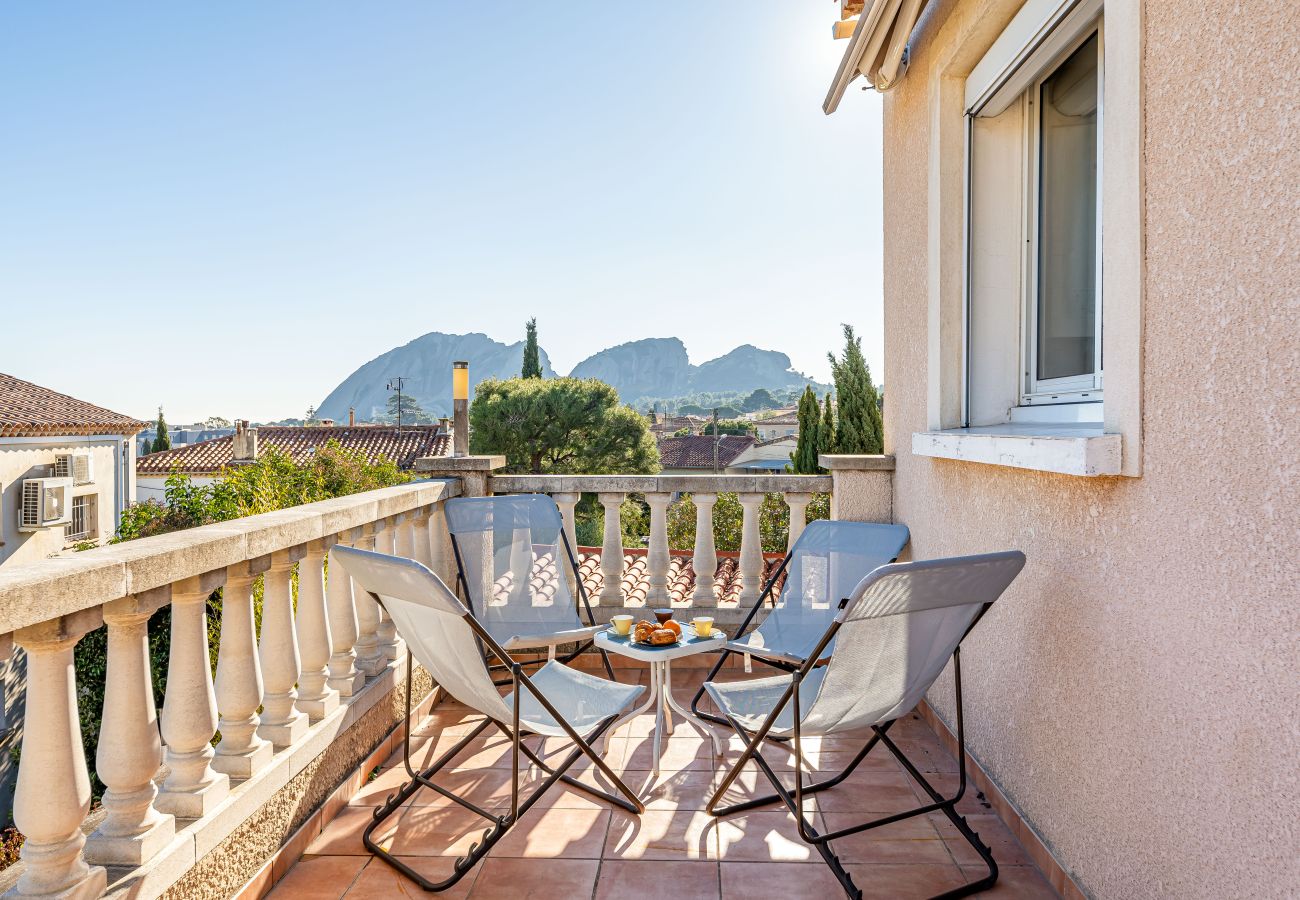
[[386, 377, 407, 435]]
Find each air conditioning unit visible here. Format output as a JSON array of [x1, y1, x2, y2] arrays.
[[54, 452, 94, 485], [19, 478, 73, 531]]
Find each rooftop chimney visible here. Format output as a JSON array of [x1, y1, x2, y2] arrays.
[[231, 420, 258, 463], [348, 407, 356, 427], [319, 418, 335, 427], [439, 416, 451, 433]]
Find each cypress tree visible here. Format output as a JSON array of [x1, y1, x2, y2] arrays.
[[150, 407, 171, 454], [521, 318, 542, 379], [790, 386, 821, 474], [827, 324, 883, 454], [820, 391, 836, 457]]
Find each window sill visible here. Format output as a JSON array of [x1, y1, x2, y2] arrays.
[[911, 424, 1121, 476]]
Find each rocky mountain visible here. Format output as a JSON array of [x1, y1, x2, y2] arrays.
[[316, 332, 555, 421], [317, 332, 818, 420]]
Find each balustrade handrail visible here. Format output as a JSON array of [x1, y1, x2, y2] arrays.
[[490, 473, 834, 494], [0, 479, 461, 637]]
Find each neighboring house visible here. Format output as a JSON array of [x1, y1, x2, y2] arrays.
[[726, 435, 799, 472], [136, 426, 236, 457], [647, 414, 706, 437], [136, 421, 450, 501], [753, 409, 799, 441], [655, 434, 757, 474], [0, 373, 146, 566], [822, 0, 1294, 896]]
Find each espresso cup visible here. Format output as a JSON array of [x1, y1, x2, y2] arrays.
[[692, 616, 715, 638], [610, 615, 634, 636]]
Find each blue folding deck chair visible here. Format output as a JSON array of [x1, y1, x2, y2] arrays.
[[706, 551, 1026, 899], [690, 519, 910, 725], [444, 494, 616, 681]]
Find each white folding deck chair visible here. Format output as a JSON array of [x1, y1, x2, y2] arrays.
[[690, 520, 909, 724], [705, 550, 1026, 900], [444, 494, 616, 680], [330, 544, 644, 893]]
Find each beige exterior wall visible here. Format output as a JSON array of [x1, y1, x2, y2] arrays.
[[874, 0, 1299, 896], [0, 437, 134, 567]]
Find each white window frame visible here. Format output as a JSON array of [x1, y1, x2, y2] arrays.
[[1020, 24, 1105, 405], [66, 493, 96, 542]]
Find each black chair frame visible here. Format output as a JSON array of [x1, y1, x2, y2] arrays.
[[362, 596, 644, 893], [706, 608, 998, 900], [449, 525, 616, 683]]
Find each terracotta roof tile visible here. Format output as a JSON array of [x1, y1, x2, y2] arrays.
[[576, 547, 786, 609], [655, 434, 756, 469], [137, 425, 449, 475], [0, 372, 148, 438]]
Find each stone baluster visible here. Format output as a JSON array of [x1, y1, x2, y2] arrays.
[[374, 517, 403, 661], [213, 564, 274, 777], [645, 492, 672, 607], [427, 503, 452, 587], [738, 493, 765, 605], [258, 549, 308, 748], [691, 492, 719, 607], [353, 523, 386, 676], [552, 491, 580, 595], [410, 507, 433, 567], [786, 493, 810, 552], [11, 611, 108, 899], [326, 539, 365, 697], [296, 541, 339, 720], [157, 573, 230, 818], [598, 492, 625, 605], [86, 592, 176, 865]]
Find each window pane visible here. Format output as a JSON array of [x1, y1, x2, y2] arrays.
[[1037, 33, 1098, 382]]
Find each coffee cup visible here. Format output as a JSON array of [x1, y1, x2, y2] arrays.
[[692, 616, 715, 638], [610, 615, 634, 636]]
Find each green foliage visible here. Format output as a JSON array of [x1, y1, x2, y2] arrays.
[[741, 388, 778, 413], [469, 376, 659, 475], [665, 492, 831, 554], [790, 386, 822, 474], [150, 407, 171, 453], [701, 419, 753, 437], [203, 415, 232, 429], [820, 391, 836, 459], [385, 392, 433, 425], [828, 324, 883, 454], [522, 317, 542, 379], [678, 404, 707, 417]]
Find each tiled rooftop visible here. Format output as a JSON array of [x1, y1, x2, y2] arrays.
[[0, 372, 148, 437], [264, 665, 1058, 900], [575, 548, 787, 607], [136, 424, 450, 475], [656, 435, 757, 469]]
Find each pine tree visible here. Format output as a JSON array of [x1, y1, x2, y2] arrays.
[[820, 391, 836, 457], [827, 324, 883, 454], [521, 318, 542, 379], [790, 386, 822, 473], [150, 407, 171, 454]]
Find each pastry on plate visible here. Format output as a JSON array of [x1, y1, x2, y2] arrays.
[[648, 627, 678, 646]]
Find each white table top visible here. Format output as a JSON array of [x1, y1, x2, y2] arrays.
[[595, 624, 726, 663]]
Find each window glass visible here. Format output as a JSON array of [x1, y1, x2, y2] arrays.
[[1036, 33, 1099, 381]]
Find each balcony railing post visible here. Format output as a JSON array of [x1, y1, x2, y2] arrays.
[[691, 492, 718, 608], [213, 563, 274, 778], [427, 503, 453, 588], [410, 508, 433, 567], [295, 540, 339, 720], [353, 522, 386, 676], [785, 493, 810, 552], [11, 611, 108, 899], [597, 492, 626, 605], [258, 548, 308, 748], [373, 516, 404, 661], [326, 533, 364, 697], [645, 492, 672, 606], [738, 492, 765, 605], [157, 572, 230, 818], [86, 591, 176, 866]]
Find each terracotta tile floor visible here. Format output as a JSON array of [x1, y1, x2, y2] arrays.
[[270, 669, 1058, 899]]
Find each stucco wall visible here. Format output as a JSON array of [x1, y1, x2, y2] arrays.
[[877, 0, 1299, 897]]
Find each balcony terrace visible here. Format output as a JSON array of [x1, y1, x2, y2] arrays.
[[0, 456, 1059, 900]]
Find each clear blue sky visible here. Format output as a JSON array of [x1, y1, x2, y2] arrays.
[[0, 2, 883, 424]]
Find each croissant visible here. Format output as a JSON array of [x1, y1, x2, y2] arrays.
[[633, 621, 657, 643]]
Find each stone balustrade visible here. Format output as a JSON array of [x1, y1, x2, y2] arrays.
[[488, 474, 836, 625], [0, 479, 460, 900]]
